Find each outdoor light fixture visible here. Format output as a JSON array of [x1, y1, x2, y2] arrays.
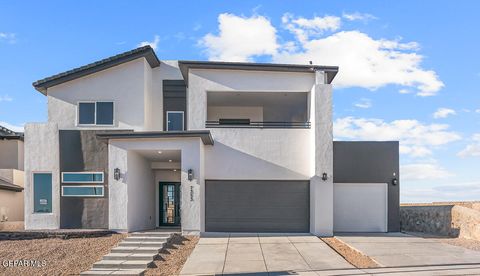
[[322, 172, 328, 181], [392, 178, 398, 186], [114, 168, 121, 181], [188, 169, 194, 181]]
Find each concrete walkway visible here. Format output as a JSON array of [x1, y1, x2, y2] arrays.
[[337, 232, 480, 271], [180, 233, 356, 276]]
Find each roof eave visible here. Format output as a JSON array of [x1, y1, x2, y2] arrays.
[[178, 60, 339, 86], [33, 46, 160, 95]]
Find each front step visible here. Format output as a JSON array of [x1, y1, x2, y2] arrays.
[[83, 230, 180, 276], [92, 260, 152, 269], [111, 246, 161, 254], [118, 241, 167, 247], [81, 268, 145, 275], [103, 253, 154, 261]]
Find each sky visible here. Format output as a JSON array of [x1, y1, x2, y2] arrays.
[[0, 1, 479, 203]]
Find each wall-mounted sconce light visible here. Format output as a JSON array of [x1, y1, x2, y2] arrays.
[[322, 172, 328, 181], [114, 168, 121, 181], [392, 178, 398, 186], [188, 169, 194, 181]]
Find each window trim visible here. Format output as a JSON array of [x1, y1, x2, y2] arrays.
[[166, 111, 184, 131], [77, 101, 115, 127], [32, 171, 53, 214], [61, 172, 104, 184], [61, 185, 105, 197]]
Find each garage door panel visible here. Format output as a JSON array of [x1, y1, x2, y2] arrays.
[[205, 180, 309, 232], [334, 183, 387, 232]]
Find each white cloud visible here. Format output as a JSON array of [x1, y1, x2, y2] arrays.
[[0, 95, 13, 102], [274, 30, 443, 96], [199, 13, 278, 62], [458, 133, 480, 157], [0, 121, 24, 132], [138, 35, 160, 50], [282, 13, 341, 42], [476, 109, 480, 113], [0, 32, 16, 44], [399, 89, 412, 94], [353, 98, 372, 109], [433, 107, 456, 119], [334, 117, 461, 157], [200, 13, 444, 96], [401, 163, 453, 181], [342, 12, 377, 22]]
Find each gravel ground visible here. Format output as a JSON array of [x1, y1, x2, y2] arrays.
[[0, 233, 126, 275], [145, 235, 199, 276], [321, 237, 379, 269]]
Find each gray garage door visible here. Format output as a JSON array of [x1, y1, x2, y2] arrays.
[[205, 180, 309, 232]]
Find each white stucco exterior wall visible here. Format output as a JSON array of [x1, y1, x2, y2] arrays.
[[310, 71, 334, 236], [108, 143, 128, 231], [47, 58, 149, 130], [207, 106, 263, 121], [127, 151, 156, 231], [24, 123, 60, 230]]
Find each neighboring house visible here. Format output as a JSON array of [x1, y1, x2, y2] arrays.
[[25, 46, 399, 235], [0, 125, 25, 229]]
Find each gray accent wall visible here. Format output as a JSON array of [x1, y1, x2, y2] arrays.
[[333, 141, 400, 232], [59, 130, 108, 229], [205, 180, 310, 232], [163, 80, 186, 130]]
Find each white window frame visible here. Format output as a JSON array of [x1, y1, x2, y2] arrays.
[[61, 185, 105, 197], [61, 172, 104, 184], [166, 111, 184, 131], [77, 101, 115, 127], [32, 171, 53, 214]]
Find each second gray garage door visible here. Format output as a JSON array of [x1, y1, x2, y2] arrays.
[[205, 180, 309, 232]]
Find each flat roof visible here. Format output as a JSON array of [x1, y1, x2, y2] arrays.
[[178, 60, 339, 85], [33, 46, 160, 95], [0, 125, 23, 141], [96, 130, 214, 145], [0, 177, 23, 192]]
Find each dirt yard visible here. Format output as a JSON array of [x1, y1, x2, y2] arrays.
[[0, 233, 126, 275], [145, 235, 199, 276], [321, 237, 380, 269], [410, 232, 480, 251]]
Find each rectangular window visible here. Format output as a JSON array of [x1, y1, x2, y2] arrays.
[[62, 186, 104, 197], [167, 111, 184, 131], [33, 173, 52, 213], [62, 172, 104, 183], [78, 101, 114, 126]]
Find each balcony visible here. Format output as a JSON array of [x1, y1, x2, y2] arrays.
[[206, 91, 310, 129]]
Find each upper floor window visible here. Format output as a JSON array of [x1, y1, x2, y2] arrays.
[[78, 101, 114, 126], [167, 111, 184, 131]]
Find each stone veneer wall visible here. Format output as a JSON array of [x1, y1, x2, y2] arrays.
[[400, 204, 480, 240]]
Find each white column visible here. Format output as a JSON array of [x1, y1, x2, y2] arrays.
[[108, 143, 128, 231], [310, 70, 334, 236]]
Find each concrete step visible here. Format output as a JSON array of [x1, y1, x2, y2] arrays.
[[92, 260, 151, 269], [124, 236, 169, 242], [81, 268, 145, 275], [111, 246, 160, 254], [103, 253, 154, 261], [118, 241, 166, 247], [130, 231, 176, 237]]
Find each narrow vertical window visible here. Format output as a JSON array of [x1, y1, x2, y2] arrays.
[[33, 173, 52, 213], [78, 102, 95, 125]]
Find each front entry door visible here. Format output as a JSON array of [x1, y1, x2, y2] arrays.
[[160, 182, 181, 226]]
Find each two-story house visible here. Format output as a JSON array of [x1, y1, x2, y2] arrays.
[[25, 46, 399, 235], [0, 125, 25, 230]]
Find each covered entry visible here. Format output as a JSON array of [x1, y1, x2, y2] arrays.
[[205, 180, 309, 232]]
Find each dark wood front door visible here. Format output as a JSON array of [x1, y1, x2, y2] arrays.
[[159, 182, 181, 226]]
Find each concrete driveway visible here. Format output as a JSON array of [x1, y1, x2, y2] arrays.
[[180, 233, 357, 276], [337, 232, 480, 268]]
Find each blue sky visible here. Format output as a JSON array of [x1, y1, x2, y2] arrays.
[[1, 1, 479, 202]]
